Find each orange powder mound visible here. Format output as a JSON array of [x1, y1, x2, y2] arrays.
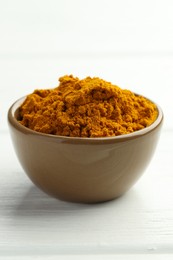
[[19, 75, 158, 137]]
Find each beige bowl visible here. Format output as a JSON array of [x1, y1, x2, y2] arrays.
[[8, 96, 163, 203]]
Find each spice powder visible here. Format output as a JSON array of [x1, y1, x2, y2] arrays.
[[19, 75, 158, 137]]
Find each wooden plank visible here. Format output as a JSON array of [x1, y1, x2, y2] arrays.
[[0, 255, 173, 260]]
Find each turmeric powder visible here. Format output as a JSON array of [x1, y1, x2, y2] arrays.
[[19, 75, 158, 137]]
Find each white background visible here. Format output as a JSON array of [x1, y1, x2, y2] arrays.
[[0, 0, 173, 259]]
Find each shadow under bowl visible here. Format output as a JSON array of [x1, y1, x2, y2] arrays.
[[8, 96, 163, 203]]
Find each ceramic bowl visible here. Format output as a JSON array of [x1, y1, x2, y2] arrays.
[[8, 96, 163, 203]]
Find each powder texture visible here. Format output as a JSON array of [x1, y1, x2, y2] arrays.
[[19, 75, 158, 137]]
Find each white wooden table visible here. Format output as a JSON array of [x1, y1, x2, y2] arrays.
[[1, 56, 173, 259], [1, 1, 173, 259]]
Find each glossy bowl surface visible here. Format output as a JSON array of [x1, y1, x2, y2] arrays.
[[8, 96, 163, 203]]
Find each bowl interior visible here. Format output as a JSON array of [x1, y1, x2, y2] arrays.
[[9, 96, 163, 143]]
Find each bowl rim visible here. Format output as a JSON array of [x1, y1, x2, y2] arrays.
[[8, 95, 164, 144]]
